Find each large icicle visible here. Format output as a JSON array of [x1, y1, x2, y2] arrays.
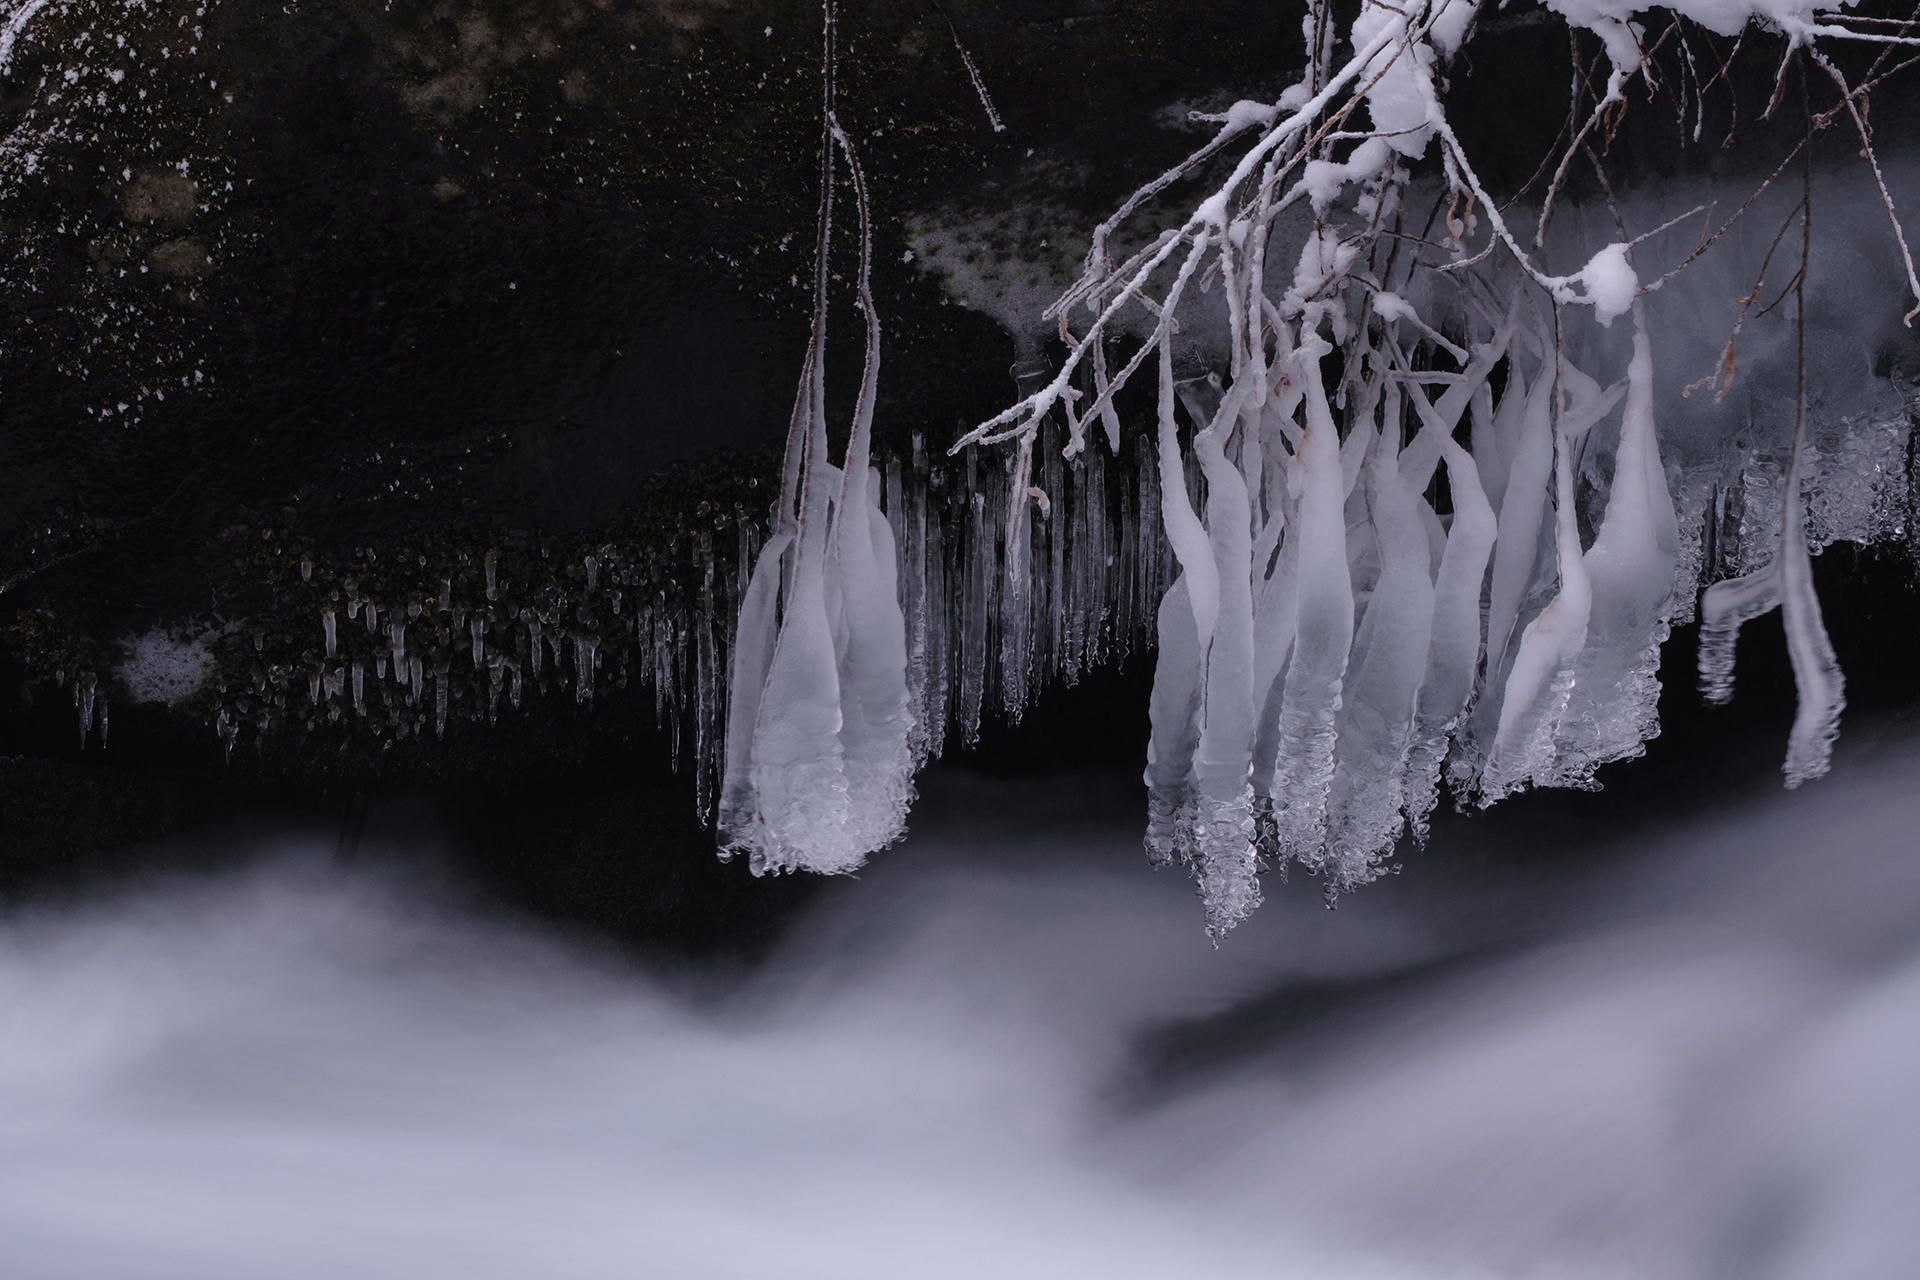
[[1325, 393, 1435, 888], [1550, 300, 1681, 786], [1478, 358, 1595, 804], [1144, 575, 1204, 869], [746, 346, 860, 873], [716, 483, 799, 851], [1186, 385, 1263, 939], [1401, 433, 1497, 842], [717, 5, 912, 875], [1265, 336, 1355, 874], [1480, 358, 1558, 705], [1142, 324, 1222, 875]]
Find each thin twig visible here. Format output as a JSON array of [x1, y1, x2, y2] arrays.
[[1812, 49, 1920, 324], [922, 0, 1004, 132]]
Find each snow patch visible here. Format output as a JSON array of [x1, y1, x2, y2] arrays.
[[115, 628, 218, 706]]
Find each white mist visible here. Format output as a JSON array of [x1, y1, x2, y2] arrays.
[[3, 748, 1919, 1279]]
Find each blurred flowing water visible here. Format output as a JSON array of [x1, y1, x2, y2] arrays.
[[3, 740, 1919, 1280]]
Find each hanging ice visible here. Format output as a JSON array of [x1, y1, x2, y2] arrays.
[[704, 0, 1898, 933], [717, 44, 913, 878]]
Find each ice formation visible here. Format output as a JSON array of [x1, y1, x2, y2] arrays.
[[927, 0, 1917, 933], [717, 4, 915, 876]]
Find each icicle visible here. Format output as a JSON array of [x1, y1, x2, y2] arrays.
[[898, 437, 932, 765], [1144, 575, 1203, 869], [1698, 402, 1845, 788], [735, 134, 860, 874], [1248, 455, 1302, 859], [1479, 364, 1598, 804], [832, 438, 914, 854], [300, 559, 313, 582], [1326, 407, 1436, 888], [375, 653, 388, 681], [695, 531, 719, 820], [923, 491, 949, 756], [957, 474, 989, 746], [574, 635, 598, 702], [748, 416, 857, 871], [484, 549, 499, 601], [1550, 300, 1681, 785], [470, 616, 486, 668], [388, 620, 407, 679], [719, 94, 917, 874], [1182, 380, 1263, 938], [1482, 363, 1557, 682], [585, 555, 601, 594], [1698, 568, 1777, 706], [1159, 345, 1220, 656], [719, 528, 795, 851], [1042, 428, 1064, 678], [674, 0, 1884, 931], [352, 659, 365, 713], [435, 667, 449, 737], [1094, 445, 1116, 660], [1000, 443, 1035, 719], [528, 619, 543, 677], [1402, 435, 1497, 842], [1266, 337, 1355, 871], [322, 608, 337, 659], [75, 671, 96, 747]]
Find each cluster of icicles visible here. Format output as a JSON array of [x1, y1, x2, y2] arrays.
[[722, 306, 1849, 936], [714, 108, 1179, 872], [718, 0, 1878, 935], [196, 405, 1172, 810], [1137, 297, 1848, 938], [210, 533, 739, 797]]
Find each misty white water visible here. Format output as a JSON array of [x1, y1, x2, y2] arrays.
[[4, 742, 1919, 1279]]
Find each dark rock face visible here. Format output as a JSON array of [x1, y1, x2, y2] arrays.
[[2, 0, 1917, 947]]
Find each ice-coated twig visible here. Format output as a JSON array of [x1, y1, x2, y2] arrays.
[[0, 0, 53, 71], [922, 0, 1004, 132]]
